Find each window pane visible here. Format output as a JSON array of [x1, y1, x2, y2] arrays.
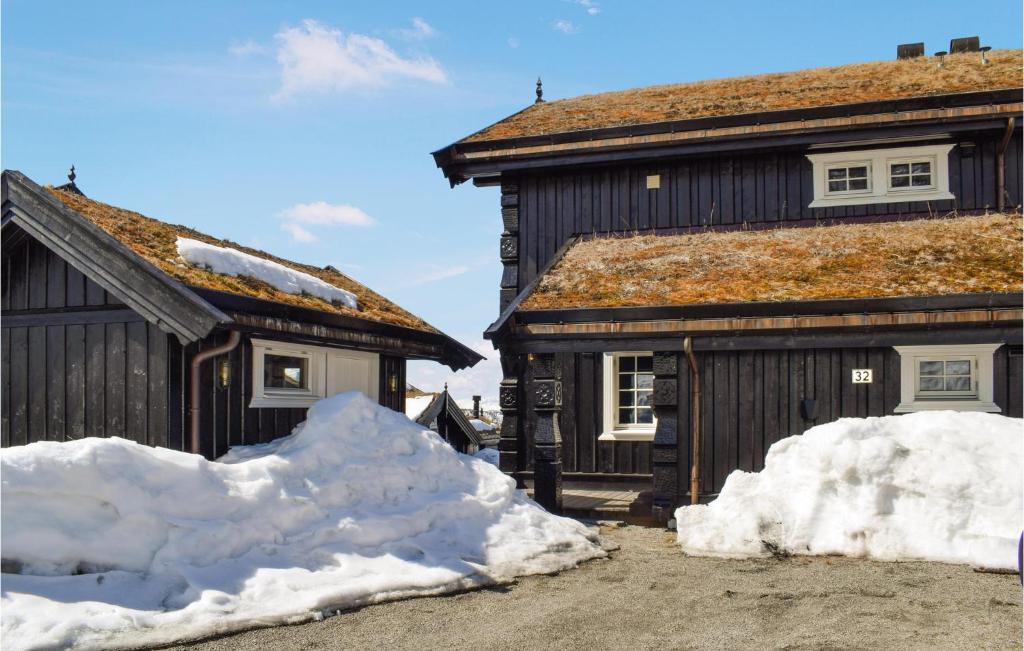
[[828, 168, 847, 180], [636, 356, 653, 373], [911, 174, 931, 186], [945, 376, 971, 392], [848, 178, 868, 190], [945, 360, 971, 375], [890, 175, 910, 188], [827, 180, 847, 192], [848, 166, 868, 178], [890, 163, 910, 175], [265, 354, 308, 389], [636, 409, 654, 424], [618, 373, 634, 389], [919, 376, 944, 391], [619, 356, 634, 372], [636, 391, 652, 407], [636, 375, 654, 390], [919, 361, 943, 376], [911, 161, 931, 174], [618, 391, 634, 407], [618, 408, 635, 425]]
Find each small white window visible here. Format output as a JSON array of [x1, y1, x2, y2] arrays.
[[250, 338, 378, 408], [807, 143, 954, 208], [888, 157, 935, 192], [893, 344, 1001, 413], [825, 162, 871, 195], [599, 352, 656, 441]]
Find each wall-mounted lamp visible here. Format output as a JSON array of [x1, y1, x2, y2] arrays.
[[217, 357, 232, 389], [388, 373, 398, 393]]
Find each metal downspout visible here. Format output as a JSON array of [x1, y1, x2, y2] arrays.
[[997, 117, 1016, 213], [683, 337, 702, 505], [189, 330, 241, 455]]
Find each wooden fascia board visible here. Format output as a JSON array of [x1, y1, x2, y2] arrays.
[[1, 171, 230, 344], [516, 307, 1023, 338], [444, 104, 1021, 178]]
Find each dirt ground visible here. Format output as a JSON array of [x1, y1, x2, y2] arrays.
[[171, 524, 1022, 651]]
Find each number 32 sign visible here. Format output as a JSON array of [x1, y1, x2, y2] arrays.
[[851, 369, 873, 384]]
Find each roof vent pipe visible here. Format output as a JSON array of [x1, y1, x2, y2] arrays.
[[934, 51, 947, 68], [980, 45, 992, 65]]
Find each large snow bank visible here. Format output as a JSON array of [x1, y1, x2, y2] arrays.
[[1, 393, 603, 651], [675, 412, 1022, 569], [474, 447, 500, 466], [176, 237, 357, 308]]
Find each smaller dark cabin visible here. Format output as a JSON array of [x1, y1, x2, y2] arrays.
[[1, 170, 482, 459], [406, 387, 495, 454]]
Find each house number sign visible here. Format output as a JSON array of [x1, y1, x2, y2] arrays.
[[851, 369, 873, 384]]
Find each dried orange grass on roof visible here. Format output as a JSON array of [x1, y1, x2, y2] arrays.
[[45, 188, 439, 333], [521, 214, 1024, 310], [465, 50, 1022, 142]]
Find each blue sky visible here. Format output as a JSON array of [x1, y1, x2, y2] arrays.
[[3, 1, 1021, 406]]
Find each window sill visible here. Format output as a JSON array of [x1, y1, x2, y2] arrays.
[[598, 429, 656, 442], [809, 190, 954, 208], [249, 394, 321, 409], [893, 400, 1000, 414]]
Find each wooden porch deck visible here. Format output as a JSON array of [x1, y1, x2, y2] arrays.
[[528, 487, 656, 525]]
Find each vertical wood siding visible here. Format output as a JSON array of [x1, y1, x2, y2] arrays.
[[514, 132, 1022, 289], [542, 344, 1022, 490]]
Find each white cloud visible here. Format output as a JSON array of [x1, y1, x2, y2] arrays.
[[507, 37, 520, 49], [277, 201, 376, 243], [412, 265, 470, 286], [281, 222, 316, 243], [273, 19, 447, 99], [228, 40, 269, 57], [407, 339, 502, 410], [395, 17, 437, 41], [552, 20, 580, 35], [568, 0, 600, 14]]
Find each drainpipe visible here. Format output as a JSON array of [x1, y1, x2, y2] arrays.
[[682, 337, 702, 505], [997, 117, 1016, 212], [189, 330, 241, 455]]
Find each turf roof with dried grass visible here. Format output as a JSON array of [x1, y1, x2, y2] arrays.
[[463, 50, 1022, 143], [520, 214, 1023, 311], [46, 187, 440, 333]]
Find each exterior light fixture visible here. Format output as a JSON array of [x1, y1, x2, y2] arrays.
[[389, 373, 398, 393], [217, 357, 232, 389]]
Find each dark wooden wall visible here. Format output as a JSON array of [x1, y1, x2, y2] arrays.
[[379, 355, 407, 412], [2, 234, 171, 448], [540, 343, 1022, 493], [512, 130, 1022, 289]]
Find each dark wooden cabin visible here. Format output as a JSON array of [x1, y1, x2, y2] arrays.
[[432, 48, 1024, 519], [406, 387, 494, 454], [1, 170, 482, 459]]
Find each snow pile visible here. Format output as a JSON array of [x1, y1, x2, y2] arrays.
[[1, 392, 603, 651], [404, 394, 435, 421], [474, 447, 500, 466], [176, 237, 357, 308], [470, 418, 495, 432], [675, 412, 1022, 569]]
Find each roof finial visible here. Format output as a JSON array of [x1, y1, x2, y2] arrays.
[[535, 77, 544, 103], [68, 165, 76, 183], [443, 382, 448, 392]]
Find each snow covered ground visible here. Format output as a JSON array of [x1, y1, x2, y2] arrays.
[[473, 447, 500, 466], [675, 411, 1023, 569], [1, 393, 603, 651], [176, 237, 358, 308]]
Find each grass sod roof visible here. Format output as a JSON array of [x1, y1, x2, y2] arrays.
[[463, 50, 1023, 143], [45, 187, 440, 334], [520, 214, 1024, 311]]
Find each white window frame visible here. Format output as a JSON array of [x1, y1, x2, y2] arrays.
[[893, 344, 1001, 413], [250, 338, 378, 408], [823, 160, 873, 197], [886, 155, 937, 193], [599, 352, 657, 442], [807, 143, 955, 208]]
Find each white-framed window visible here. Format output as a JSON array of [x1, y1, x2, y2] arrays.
[[807, 143, 955, 208], [825, 161, 872, 195], [893, 344, 1001, 413], [599, 352, 656, 441], [250, 338, 378, 408]]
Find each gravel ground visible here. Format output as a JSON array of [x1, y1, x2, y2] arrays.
[[168, 524, 1021, 651]]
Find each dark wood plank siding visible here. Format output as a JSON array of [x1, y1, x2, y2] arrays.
[[538, 340, 1021, 491], [514, 132, 1019, 288], [378, 355, 407, 412]]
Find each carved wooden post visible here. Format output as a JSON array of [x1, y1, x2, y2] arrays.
[[499, 182, 519, 312], [651, 351, 679, 523], [498, 353, 525, 487], [530, 353, 562, 512]]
